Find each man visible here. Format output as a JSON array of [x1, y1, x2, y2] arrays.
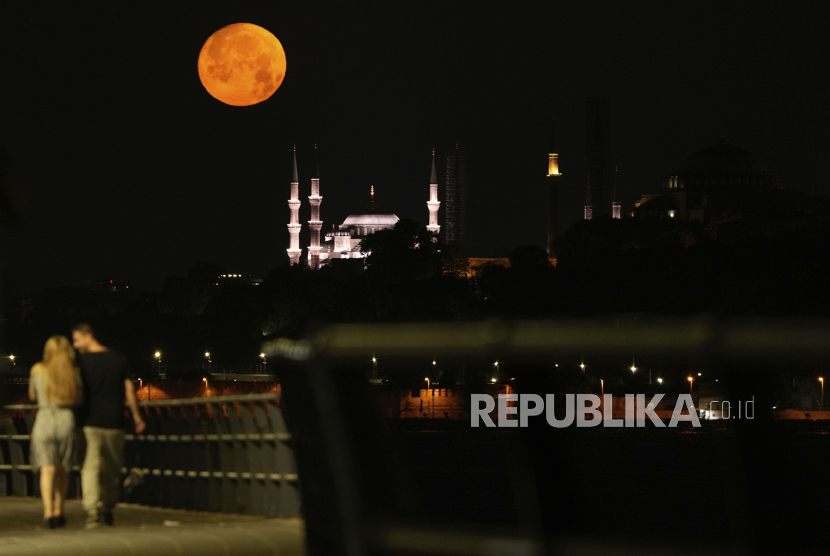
[[72, 323, 145, 528]]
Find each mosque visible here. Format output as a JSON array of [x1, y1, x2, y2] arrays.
[[286, 100, 811, 269], [286, 146, 442, 268], [632, 139, 785, 222]]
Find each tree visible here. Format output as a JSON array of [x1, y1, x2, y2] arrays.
[[360, 219, 441, 281]]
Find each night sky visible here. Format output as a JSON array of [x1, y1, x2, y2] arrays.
[[1, 2, 828, 296]]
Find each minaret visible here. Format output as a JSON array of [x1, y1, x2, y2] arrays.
[[426, 148, 441, 238], [286, 145, 302, 265], [307, 144, 323, 269], [584, 175, 593, 220], [585, 97, 611, 219], [545, 125, 562, 255]]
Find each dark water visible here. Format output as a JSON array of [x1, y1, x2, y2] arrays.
[[389, 424, 830, 552]]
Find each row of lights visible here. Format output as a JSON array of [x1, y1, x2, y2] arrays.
[[380, 357, 828, 401], [152, 351, 267, 363]]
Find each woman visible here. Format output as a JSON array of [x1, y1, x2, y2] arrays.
[[29, 336, 82, 529]]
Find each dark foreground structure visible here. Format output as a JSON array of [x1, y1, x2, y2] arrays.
[[4, 317, 830, 555]]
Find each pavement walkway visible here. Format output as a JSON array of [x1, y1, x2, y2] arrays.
[[0, 498, 304, 555]]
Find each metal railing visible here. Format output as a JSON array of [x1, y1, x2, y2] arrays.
[[262, 317, 830, 556], [1, 393, 299, 517]]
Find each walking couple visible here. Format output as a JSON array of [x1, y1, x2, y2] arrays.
[[28, 323, 146, 529]]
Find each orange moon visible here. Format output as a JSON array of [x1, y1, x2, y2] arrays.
[[197, 23, 286, 106]]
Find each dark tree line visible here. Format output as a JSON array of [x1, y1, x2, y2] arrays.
[[8, 214, 830, 376]]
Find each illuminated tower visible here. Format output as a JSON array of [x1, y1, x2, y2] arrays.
[[585, 97, 611, 220], [307, 144, 323, 269], [426, 148, 441, 237], [286, 145, 302, 265], [545, 124, 562, 255], [444, 143, 467, 248]]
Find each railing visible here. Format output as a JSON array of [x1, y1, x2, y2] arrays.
[[262, 317, 830, 556], [5, 318, 830, 555], [1, 393, 299, 518]]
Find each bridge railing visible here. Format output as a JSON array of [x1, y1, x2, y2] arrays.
[[1, 393, 299, 518], [263, 317, 830, 556]]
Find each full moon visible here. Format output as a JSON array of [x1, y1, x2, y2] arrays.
[[197, 23, 286, 107]]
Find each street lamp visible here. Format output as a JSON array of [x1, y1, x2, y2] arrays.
[[688, 376, 694, 394], [9, 355, 16, 366], [580, 362, 585, 370], [424, 377, 433, 418], [260, 353, 266, 364], [203, 377, 208, 392], [600, 378, 604, 396], [820, 377, 824, 408], [372, 356, 378, 379], [657, 377, 663, 385], [155, 351, 161, 375]]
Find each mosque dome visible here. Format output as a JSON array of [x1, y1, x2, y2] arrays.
[[342, 213, 400, 226], [686, 140, 768, 175], [341, 186, 399, 228], [663, 139, 781, 191]]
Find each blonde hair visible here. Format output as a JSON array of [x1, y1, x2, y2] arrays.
[[39, 336, 79, 407]]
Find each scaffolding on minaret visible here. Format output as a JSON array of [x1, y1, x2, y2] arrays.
[[307, 144, 323, 269], [286, 145, 302, 265], [426, 148, 441, 238], [444, 142, 467, 249]]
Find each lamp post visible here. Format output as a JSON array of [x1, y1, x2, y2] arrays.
[[205, 352, 211, 374], [494, 361, 499, 382], [372, 356, 378, 379], [688, 376, 694, 395], [203, 377, 208, 394], [600, 378, 604, 396], [820, 377, 824, 409], [9, 355, 16, 366], [155, 351, 161, 376]]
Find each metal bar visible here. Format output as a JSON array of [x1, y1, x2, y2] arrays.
[[4, 393, 298, 517], [276, 318, 830, 363]]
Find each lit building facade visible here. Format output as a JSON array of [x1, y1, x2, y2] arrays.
[[325, 186, 400, 259]]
